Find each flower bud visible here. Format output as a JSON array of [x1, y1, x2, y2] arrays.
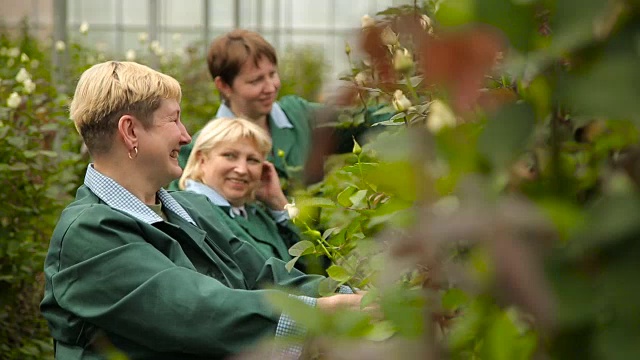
[[126, 49, 137, 61], [352, 139, 362, 155], [6, 92, 21, 109], [79, 21, 90, 34], [344, 41, 351, 56], [420, 15, 433, 34], [138, 32, 149, 43], [361, 14, 375, 28], [284, 203, 299, 219], [55, 41, 66, 52], [393, 48, 414, 74], [380, 27, 398, 46], [277, 149, 285, 158], [20, 53, 29, 63], [354, 71, 370, 86], [426, 99, 457, 133], [392, 90, 412, 112], [15, 68, 31, 83], [23, 78, 36, 94]]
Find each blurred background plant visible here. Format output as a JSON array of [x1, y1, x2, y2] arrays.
[[266, 0, 640, 359]]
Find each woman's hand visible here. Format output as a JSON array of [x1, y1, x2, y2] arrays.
[[316, 292, 380, 317], [255, 161, 288, 210]]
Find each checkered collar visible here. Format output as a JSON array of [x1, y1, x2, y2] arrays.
[[84, 164, 196, 225]]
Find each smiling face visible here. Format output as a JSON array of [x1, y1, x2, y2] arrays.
[[137, 98, 191, 187], [199, 137, 265, 207], [219, 57, 281, 122]]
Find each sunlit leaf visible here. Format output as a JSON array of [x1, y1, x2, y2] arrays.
[[327, 265, 352, 282], [288, 240, 316, 257]]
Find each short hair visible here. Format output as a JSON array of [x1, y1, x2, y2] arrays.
[[206, 29, 278, 86], [179, 117, 272, 190], [70, 61, 182, 156]]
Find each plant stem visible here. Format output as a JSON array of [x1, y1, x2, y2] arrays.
[[404, 73, 419, 103]]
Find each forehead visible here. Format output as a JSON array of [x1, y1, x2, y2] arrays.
[[238, 56, 276, 76], [153, 98, 180, 117], [214, 137, 262, 152]]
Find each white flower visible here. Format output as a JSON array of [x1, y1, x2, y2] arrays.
[[150, 41, 164, 56], [392, 90, 412, 112], [125, 49, 136, 61], [6, 92, 21, 109], [20, 53, 29, 62], [79, 21, 90, 34], [22, 78, 36, 94], [30, 59, 39, 68], [380, 26, 398, 46], [393, 48, 414, 73], [284, 202, 299, 219], [420, 14, 433, 34], [426, 99, 457, 133], [138, 32, 149, 42], [15, 68, 31, 83], [7, 47, 20, 58], [55, 41, 66, 52], [354, 71, 370, 86], [361, 14, 375, 28]]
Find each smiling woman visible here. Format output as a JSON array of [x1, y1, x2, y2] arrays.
[[179, 117, 302, 264]]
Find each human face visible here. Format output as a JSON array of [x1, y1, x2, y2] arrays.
[[223, 57, 280, 122], [137, 99, 191, 187], [199, 137, 265, 207]]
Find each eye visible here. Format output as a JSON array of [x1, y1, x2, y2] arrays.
[[247, 157, 261, 164], [222, 152, 237, 160]]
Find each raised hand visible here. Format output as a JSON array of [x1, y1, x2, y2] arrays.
[[255, 161, 288, 210]]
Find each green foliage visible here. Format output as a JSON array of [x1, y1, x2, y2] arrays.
[[265, 0, 640, 358]]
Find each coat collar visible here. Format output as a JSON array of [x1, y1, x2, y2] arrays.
[[215, 101, 293, 129]]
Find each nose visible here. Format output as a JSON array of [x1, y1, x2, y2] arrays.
[[178, 122, 191, 145], [264, 76, 279, 95], [233, 160, 248, 175]]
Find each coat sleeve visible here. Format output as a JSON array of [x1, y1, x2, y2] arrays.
[[46, 205, 286, 357]]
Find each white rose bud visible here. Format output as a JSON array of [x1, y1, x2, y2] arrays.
[[392, 90, 412, 112], [79, 21, 90, 34], [55, 41, 66, 52], [15, 68, 31, 83], [393, 48, 414, 73], [23, 78, 36, 94], [354, 71, 370, 86], [361, 14, 375, 29], [138, 32, 149, 42], [284, 202, 299, 219], [380, 26, 398, 46], [420, 14, 433, 34], [125, 49, 137, 61], [426, 99, 457, 133], [6, 92, 21, 109], [20, 53, 29, 62], [8, 47, 20, 58]]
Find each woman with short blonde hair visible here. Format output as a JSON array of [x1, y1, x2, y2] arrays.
[[179, 117, 300, 263]]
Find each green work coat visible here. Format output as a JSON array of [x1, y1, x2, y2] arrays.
[[41, 187, 324, 359], [217, 204, 299, 263]]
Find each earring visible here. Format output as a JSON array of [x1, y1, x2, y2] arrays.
[[128, 146, 138, 160]]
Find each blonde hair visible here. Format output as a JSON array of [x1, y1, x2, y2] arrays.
[[70, 61, 182, 155], [179, 117, 272, 190]]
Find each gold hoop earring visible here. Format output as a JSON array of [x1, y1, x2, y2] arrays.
[[128, 146, 138, 160]]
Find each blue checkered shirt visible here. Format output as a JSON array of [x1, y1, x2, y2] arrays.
[[84, 164, 323, 358]]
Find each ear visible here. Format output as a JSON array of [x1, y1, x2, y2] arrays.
[[214, 76, 232, 97], [117, 114, 140, 151]]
